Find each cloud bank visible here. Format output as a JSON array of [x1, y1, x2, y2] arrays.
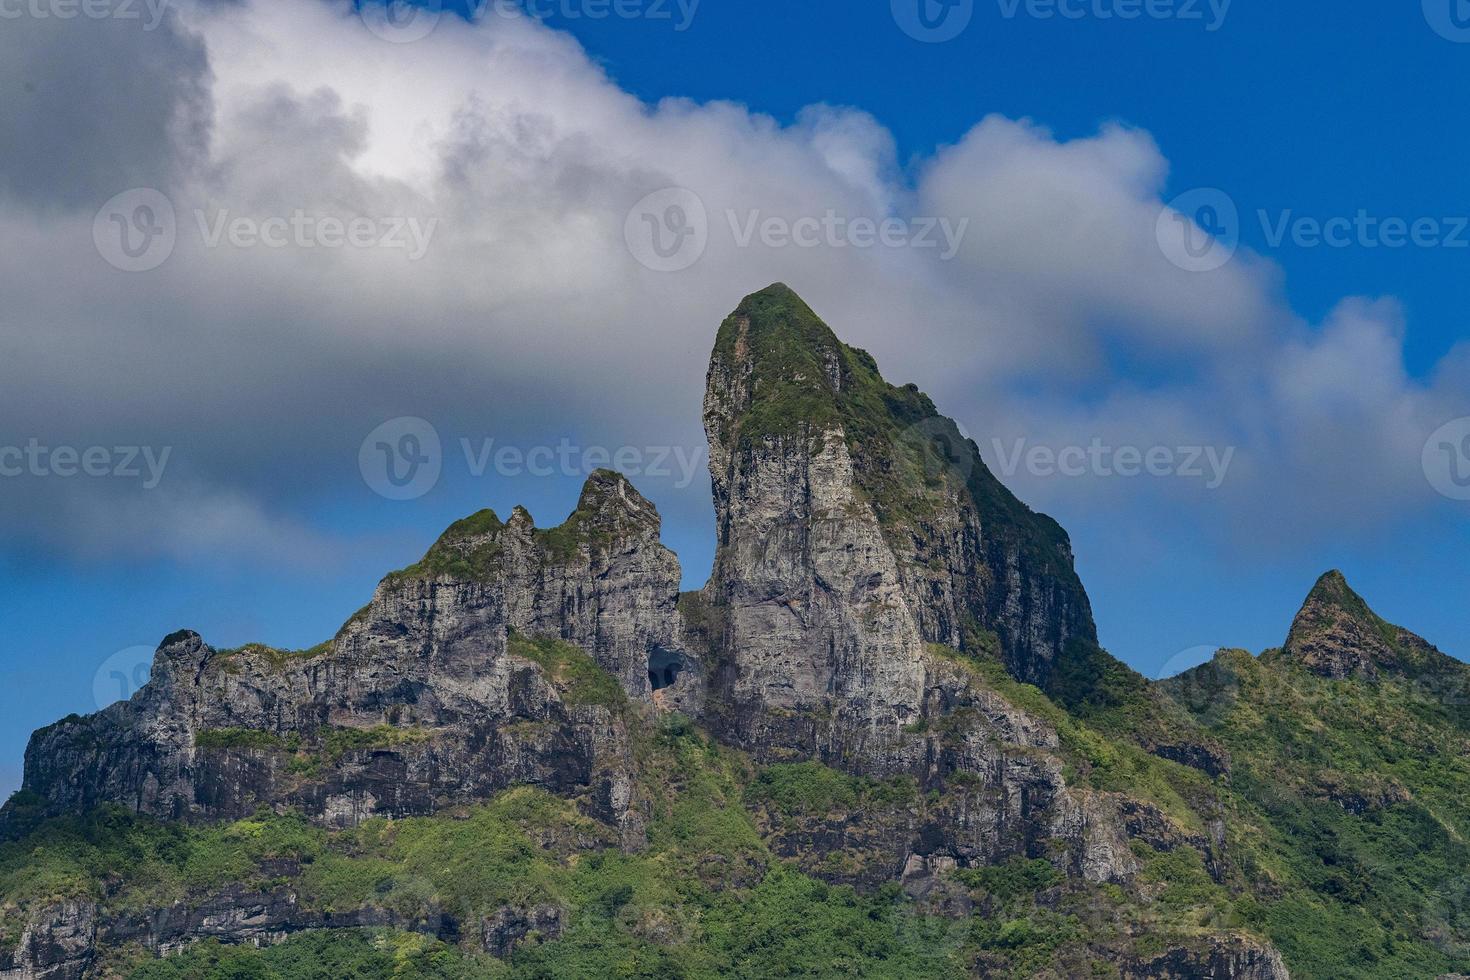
[[0, 0, 1465, 569]]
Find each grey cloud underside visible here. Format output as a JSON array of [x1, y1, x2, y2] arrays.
[[0, 12, 210, 212]]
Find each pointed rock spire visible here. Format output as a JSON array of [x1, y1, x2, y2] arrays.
[[702, 283, 1101, 717], [569, 469, 662, 541], [1282, 570, 1452, 680]]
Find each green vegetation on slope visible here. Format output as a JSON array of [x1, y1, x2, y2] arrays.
[[6, 550, 1468, 978], [745, 762, 916, 818], [1152, 647, 1470, 980], [387, 508, 507, 583], [0, 704, 1281, 979], [506, 631, 628, 711], [0, 722, 974, 979]]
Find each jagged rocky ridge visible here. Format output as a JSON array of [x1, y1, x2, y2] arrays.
[[5, 285, 1468, 978], [19, 469, 683, 840]]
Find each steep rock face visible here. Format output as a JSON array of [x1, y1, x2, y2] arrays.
[[18, 471, 687, 832], [1281, 570, 1459, 681], [382, 467, 689, 702], [685, 285, 1156, 888], [699, 285, 1101, 760], [0, 888, 463, 980], [1127, 935, 1290, 979], [743, 645, 1147, 892], [0, 901, 95, 980]]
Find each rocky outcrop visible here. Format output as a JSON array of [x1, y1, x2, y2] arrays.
[[700, 285, 1096, 711], [1282, 570, 1459, 681], [481, 904, 564, 957], [1127, 934, 1290, 979], [0, 902, 95, 980], [17, 471, 689, 833], [0, 885, 468, 980], [694, 284, 1138, 880], [17, 288, 1139, 883]]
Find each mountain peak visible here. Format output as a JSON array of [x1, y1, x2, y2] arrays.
[[719, 282, 842, 369], [703, 285, 1100, 699], [1282, 570, 1446, 680], [571, 468, 661, 536]]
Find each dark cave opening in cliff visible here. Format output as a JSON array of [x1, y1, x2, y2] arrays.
[[648, 648, 684, 691]]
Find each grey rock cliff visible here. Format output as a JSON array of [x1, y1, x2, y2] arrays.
[[696, 286, 1099, 762], [701, 285, 1096, 699], [694, 284, 1145, 885], [18, 470, 687, 833]]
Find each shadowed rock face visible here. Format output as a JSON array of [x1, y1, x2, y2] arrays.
[[1283, 570, 1458, 681]]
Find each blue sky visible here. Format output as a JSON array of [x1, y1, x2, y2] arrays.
[[1, 0, 1468, 798]]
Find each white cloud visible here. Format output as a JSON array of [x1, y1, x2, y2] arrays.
[[0, 0, 1463, 568]]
